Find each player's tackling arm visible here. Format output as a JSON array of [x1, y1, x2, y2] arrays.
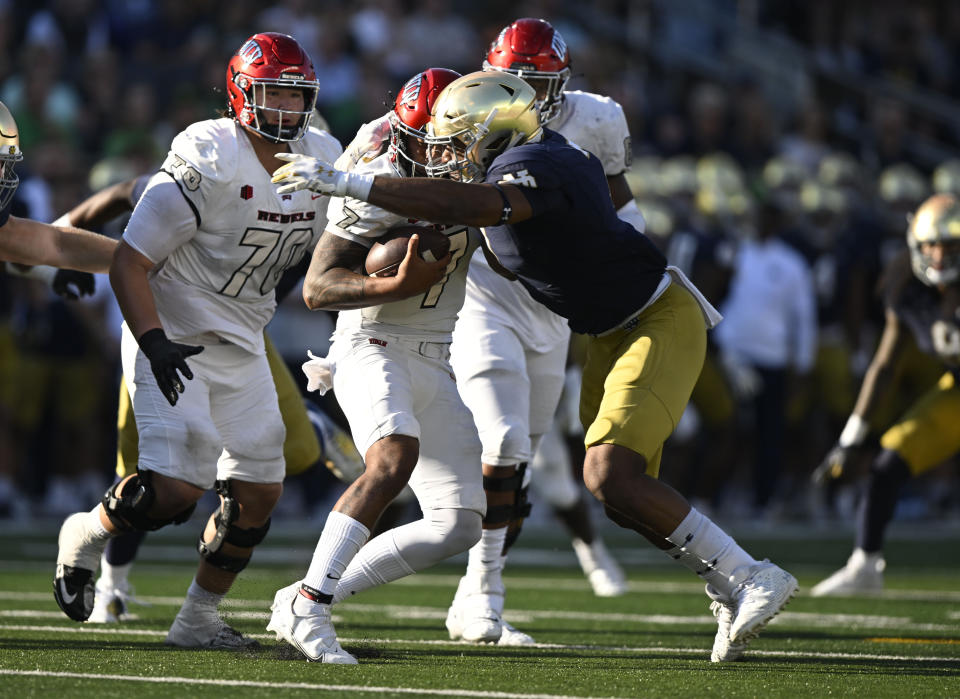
[[365, 178, 533, 228], [303, 228, 448, 310]]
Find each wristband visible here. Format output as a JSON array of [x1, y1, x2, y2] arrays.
[[342, 172, 375, 201], [838, 414, 869, 448], [492, 184, 513, 225], [51, 213, 72, 227]]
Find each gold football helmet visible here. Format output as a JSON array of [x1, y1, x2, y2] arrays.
[[908, 193, 960, 286], [932, 159, 960, 195], [425, 71, 541, 182], [0, 101, 22, 212]]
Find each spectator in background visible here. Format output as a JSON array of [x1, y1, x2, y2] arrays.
[[714, 199, 818, 519]]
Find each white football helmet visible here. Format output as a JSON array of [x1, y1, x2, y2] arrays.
[[425, 71, 541, 183], [908, 193, 960, 286]]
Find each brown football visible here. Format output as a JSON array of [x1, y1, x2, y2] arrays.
[[364, 225, 451, 277]]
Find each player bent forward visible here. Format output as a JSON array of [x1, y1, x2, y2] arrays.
[[272, 71, 799, 663]]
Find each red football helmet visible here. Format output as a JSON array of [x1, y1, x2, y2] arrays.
[[389, 67, 461, 175], [225, 32, 319, 143], [483, 18, 571, 124]]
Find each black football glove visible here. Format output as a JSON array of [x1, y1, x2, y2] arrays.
[[812, 443, 860, 485], [52, 269, 96, 300], [137, 328, 204, 406]]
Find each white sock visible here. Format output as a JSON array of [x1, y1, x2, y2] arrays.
[[665, 507, 758, 597], [457, 527, 507, 600], [332, 530, 415, 604], [333, 508, 479, 604], [183, 577, 224, 615], [89, 506, 111, 540], [99, 560, 133, 591], [302, 511, 370, 596]]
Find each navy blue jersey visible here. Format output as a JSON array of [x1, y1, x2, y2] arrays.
[[482, 129, 666, 335]]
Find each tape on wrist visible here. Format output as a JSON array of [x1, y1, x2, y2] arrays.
[[343, 172, 375, 201], [838, 414, 869, 448]]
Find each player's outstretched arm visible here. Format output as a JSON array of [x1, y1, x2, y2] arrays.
[[272, 153, 532, 227], [0, 216, 117, 272], [813, 307, 906, 484], [303, 229, 448, 310]]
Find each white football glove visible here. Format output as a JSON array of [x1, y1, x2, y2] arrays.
[[272, 152, 373, 200]]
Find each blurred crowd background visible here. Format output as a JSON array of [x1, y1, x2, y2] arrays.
[[1, 0, 959, 528]]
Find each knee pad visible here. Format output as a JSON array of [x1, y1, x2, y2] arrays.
[[394, 508, 481, 567], [483, 463, 532, 549], [101, 470, 196, 532], [480, 417, 530, 465], [197, 479, 272, 573]]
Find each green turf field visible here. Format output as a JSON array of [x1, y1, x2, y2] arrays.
[[1, 523, 958, 697]]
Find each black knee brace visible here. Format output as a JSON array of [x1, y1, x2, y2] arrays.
[[101, 470, 196, 532], [197, 479, 272, 573], [483, 463, 532, 552]]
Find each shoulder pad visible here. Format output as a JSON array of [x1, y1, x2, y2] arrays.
[[169, 118, 240, 184]]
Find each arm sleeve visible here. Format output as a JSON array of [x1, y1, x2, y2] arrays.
[[121, 173, 198, 265]]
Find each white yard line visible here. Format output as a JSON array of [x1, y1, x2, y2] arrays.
[[0, 624, 958, 663], [0, 668, 625, 699]]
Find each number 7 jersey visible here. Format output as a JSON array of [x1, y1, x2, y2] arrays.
[[325, 118, 480, 341], [123, 118, 342, 354]]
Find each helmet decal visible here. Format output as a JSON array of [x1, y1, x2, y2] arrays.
[[238, 39, 263, 66]]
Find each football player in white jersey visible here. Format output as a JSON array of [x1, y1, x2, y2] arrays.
[[0, 100, 116, 271], [53, 33, 343, 650], [265, 67, 513, 664], [444, 18, 640, 646]]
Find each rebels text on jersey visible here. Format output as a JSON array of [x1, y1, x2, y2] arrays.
[[123, 118, 342, 354], [482, 129, 665, 335]]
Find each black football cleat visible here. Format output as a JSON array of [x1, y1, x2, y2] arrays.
[[54, 564, 95, 622]]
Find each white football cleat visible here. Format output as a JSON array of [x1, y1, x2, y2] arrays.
[[705, 584, 747, 662], [728, 561, 798, 643], [53, 512, 110, 622], [87, 579, 140, 624], [266, 582, 356, 663], [498, 620, 536, 646], [572, 538, 628, 597], [165, 608, 260, 649], [810, 549, 885, 597], [447, 603, 535, 645]]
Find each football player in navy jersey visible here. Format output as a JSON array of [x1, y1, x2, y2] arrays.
[[811, 193, 960, 596], [273, 70, 799, 661]]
